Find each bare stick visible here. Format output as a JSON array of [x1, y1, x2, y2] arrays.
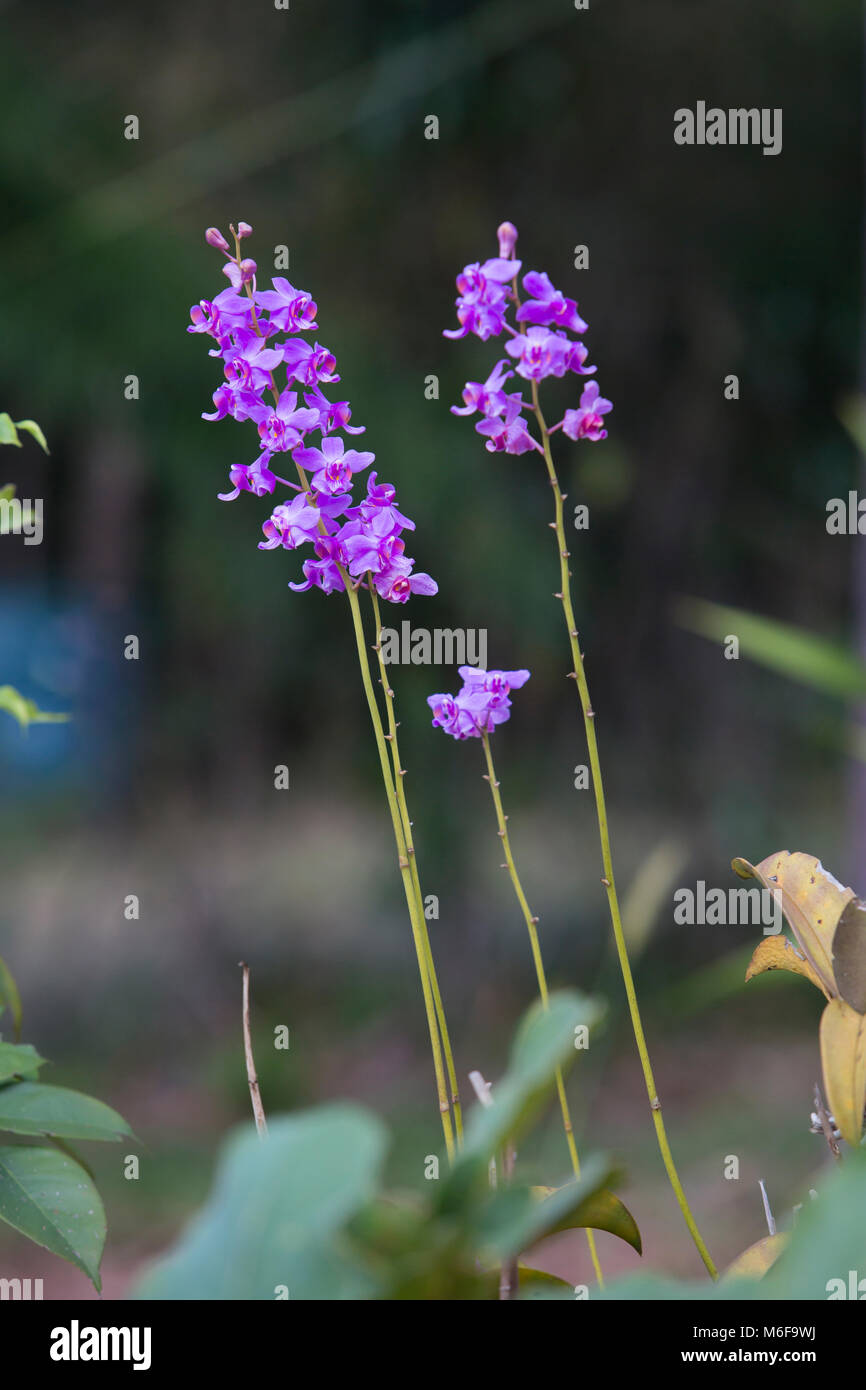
[[239, 961, 268, 1139], [499, 1139, 519, 1301], [469, 1069, 519, 1300], [758, 1179, 776, 1236], [469, 1070, 497, 1190]]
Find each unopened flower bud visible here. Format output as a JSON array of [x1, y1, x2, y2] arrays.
[[239, 258, 257, 283], [497, 221, 518, 259], [237, 221, 253, 239], [205, 227, 230, 252]]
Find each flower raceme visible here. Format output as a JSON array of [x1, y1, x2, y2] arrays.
[[444, 223, 612, 454], [427, 666, 531, 740], [190, 223, 437, 604], [444, 225, 718, 1279]]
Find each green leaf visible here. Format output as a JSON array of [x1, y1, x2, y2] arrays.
[[0, 954, 22, 1040], [474, 1159, 641, 1259], [0, 1082, 133, 1142], [0, 414, 21, 447], [0, 1043, 46, 1084], [0, 686, 70, 730], [762, 1150, 866, 1299], [13, 419, 49, 454], [134, 1105, 387, 1300], [0, 1144, 106, 1289], [461, 991, 604, 1165], [676, 597, 866, 701], [0, 483, 16, 501]]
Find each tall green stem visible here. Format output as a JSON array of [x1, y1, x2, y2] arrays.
[[530, 380, 717, 1278], [480, 731, 604, 1286], [368, 585, 463, 1144], [343, 581, 455, 1161]]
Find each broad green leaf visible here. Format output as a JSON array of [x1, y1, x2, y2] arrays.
[[676, 598, 866, 701], [723, 1233, 787, 1280], [820, 999, 866, 1148], [0, 1144, 105, 1289], [762, 1150, 866, 1299], [733, 851, 853, 996], [0, 414, 20, 447], [0, 1082, 132, 1142], [459, 991, 604, 1166], [0, 954, 22, 1039], [476, 1158, 641, 1259], [13, 419, 49, 454], [601, 1155, 866, 1300], [744, 935, 829, 999], [516, 1265, 575, 1298], [0, 686, 70, 730], [0, 483, 15, 501], [134, 1105, 387, 1300], [832, 898, 866, 1014], [0, 1043, 46, 1084]]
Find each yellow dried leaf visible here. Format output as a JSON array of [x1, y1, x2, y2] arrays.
[[724, 1233, 787, 1280], [733, 851, 854, 996], [745, 936, 830, 999], [820, 999, 866, 1148]]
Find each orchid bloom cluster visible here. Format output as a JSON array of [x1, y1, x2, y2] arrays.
[[188, 222, 437, 603], [444, 222, 612, 454], [427, 666, 530, 740]]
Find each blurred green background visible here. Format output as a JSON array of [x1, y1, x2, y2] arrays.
[[0, 0, 861, 1294]]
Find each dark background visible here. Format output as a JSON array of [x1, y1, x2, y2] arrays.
[[0, 0, 860, 1293]]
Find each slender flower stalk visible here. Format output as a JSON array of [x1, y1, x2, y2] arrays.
[[480, 730, 603, 1285], [426, 668, 603, 1284], [368, 584, 463, 1143], [443, 223, 717, 1276], [344, 583, 455, 1160], [188, 221, 458, 1158], [530, 384, 716, 1273]]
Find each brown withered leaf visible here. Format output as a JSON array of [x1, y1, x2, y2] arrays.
[[832, 897, 866, 1014]]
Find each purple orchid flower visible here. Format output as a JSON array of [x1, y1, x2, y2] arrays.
[[282, 340, 340, 388], [517, 271, 588, 335], [202, 381, 271, 424], [218, 452, 285, 502], [475, 394, 539, 455], [293, 436, 376, 497], [303, 386, 365, 436], [426, 693, 477, 740], [351, 473, 415, 533], [451, 359, 514, 419], [561, 381, 613, 442], [373, 556, 438, 603], [259, 493, 322, 550], [254, 277, 318, 332], [443, 257, 522, 342], [505, 326, 570, 382], [257, 390, 320, 453], [427, 666, 530, 740]]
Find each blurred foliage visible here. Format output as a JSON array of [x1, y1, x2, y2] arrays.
[[135, 993, 642, 1300]]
